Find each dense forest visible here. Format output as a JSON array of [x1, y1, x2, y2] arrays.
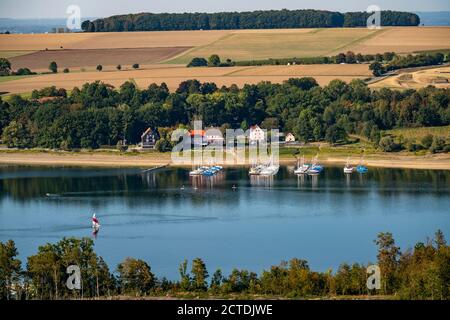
[[0, 78, 449, 152], [81, 9, 420, 32], [1, 230, 448, 300]]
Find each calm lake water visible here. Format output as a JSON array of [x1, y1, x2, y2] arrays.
[[0, 165, 449, 279]]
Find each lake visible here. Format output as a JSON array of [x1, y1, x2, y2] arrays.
[[0, 165, 449, 279]]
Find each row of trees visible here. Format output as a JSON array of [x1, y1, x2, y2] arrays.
[[370, 53, 447, 76], [231, 51, 399, 66], [0, 78, 449, 150], [1, 231, 448, 299], [81, 10, 419, 32]]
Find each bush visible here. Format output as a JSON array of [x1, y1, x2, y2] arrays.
[[187, 57, 207, 67], [429, 136, 445, 153], [14, 68, 36, 76], [132, 63, 139, 69], [63, 68, 70, 73], [421, 134, 434, 149], [96, 65, 103, 71], [116, 64, 121, 70], [379, 136, 399, 152]]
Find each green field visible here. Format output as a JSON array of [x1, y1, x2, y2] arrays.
[[385, 126, 450, 142], [168, 28, 383, 64]]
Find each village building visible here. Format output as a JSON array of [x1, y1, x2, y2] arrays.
[[285, 133, 296, 143], [204, 127, 224, 145], [190, 129, 208, 147], [140, 128, 157, 149], [249, 125, 266, 144]]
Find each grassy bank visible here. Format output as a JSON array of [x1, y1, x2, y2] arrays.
[[0, 147, 448, 170]]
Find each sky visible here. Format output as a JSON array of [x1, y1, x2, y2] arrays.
[[1, 0, 450, 19]]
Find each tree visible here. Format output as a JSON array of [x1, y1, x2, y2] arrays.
[[117, 258, 155, 296], [2, 120, 32, 148], [208, 54, 221, 67], [187, 57, 208, 67], [49, 61, 58, 73], [375, 232, 400, 294], [325, 124, 347, 144], [63, 68, 69, 73], [96, 64, 103, 72], [191, 258, 209, 291], [0, 58, 11, 75], [0, 240, 22, 300], [369, 62, 383, 76], [132, 63, 139, 69], [434, 229, 447, 249], [345, 51, 357, 64]]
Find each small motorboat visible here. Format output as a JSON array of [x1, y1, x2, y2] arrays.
[[357, 165, 368, 174]]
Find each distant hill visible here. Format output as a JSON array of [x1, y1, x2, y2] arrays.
[[0, 18, 96, 34], [415, 11, 450, 26], [81, 9, 420, 32]]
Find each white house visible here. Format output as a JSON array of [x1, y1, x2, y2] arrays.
[[249, 125, 265, 144], [285, 133, 296, 143], [204, 127, 224, 145]]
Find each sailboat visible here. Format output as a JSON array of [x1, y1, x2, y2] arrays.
[[294, 156, 309, 174], [259, 156, 280, 176], [343, 157, 354, 174], [307, 154, 324, 175]]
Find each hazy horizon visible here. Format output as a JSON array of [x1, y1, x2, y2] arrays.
[[1, 0, 449, 19]]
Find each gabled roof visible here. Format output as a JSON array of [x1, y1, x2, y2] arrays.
[[141, 127, 154, 139], [190, 130, 206, 137]]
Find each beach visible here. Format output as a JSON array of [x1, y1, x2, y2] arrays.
[[0, 150, 449, 170]]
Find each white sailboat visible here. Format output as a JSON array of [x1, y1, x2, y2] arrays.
[[294, 156, 309, 174], [259, 156, 279, 176], [343, 157, 354, 174]]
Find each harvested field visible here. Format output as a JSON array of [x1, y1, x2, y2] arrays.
[[169, 28, 380, 64], [0, 30, 231, 51], [0, 64, 370, 95], [351, 27, 450, 54], [370, 66, 450, 89], [229, 64, 372, 77], [8, 47, 192, 71]]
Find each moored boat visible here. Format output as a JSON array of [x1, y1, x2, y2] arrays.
[[343, 157, 354, 174]]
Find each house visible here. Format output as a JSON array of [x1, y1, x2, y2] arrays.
[[285, 133, 296, 143], [204, 127, 224, 145], [249, 125, 265, 144], [140, 128, 157, 149], [190, 129, 208, 147]]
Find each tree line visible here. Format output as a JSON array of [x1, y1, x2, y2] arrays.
[[81, 10, 420, 32], [0, 78, 449, 151], [1, 230, 448, 300]]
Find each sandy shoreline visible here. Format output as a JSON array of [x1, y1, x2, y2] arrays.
[[0, 151, 449, 170]]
